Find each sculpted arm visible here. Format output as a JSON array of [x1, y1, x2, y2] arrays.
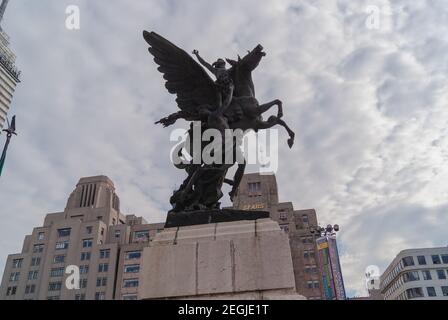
[[192, 50, 216, 76]]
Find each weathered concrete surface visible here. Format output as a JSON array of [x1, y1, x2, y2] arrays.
[[138, 219, 305, 300]]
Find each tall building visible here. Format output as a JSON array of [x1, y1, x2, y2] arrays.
[[231, 173, 326, 299], [0, 0, 20, 130], [380, 247, 448, 300], [0, 176, 164, 300]]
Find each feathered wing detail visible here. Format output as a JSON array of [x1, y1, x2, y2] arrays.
[[143, 31, 217, 121]]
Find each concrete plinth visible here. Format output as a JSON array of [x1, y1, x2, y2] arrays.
[[138, 218, 305, 300]]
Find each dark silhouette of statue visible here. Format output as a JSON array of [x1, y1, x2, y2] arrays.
[[143, 31, 295, 214]]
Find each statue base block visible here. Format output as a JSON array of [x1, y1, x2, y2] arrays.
[[138, 218, 305, 300], [164, 209, 269, 228]]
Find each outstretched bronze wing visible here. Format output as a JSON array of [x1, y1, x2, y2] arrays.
[[143, 31, 217, 115]]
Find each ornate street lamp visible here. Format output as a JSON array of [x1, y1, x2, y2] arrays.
[[309, 224, 340, 237], [0, 115, 17, 177]]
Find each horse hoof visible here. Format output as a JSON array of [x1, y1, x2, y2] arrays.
[[288, 138, 294, 148]]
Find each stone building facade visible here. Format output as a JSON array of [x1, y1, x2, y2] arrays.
[[231, 173, 324, 299], [0, 176, 163, 300]]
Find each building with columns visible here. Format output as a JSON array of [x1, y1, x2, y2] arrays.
[[0, 176, 163, 300]]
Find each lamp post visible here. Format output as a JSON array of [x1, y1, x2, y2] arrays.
[[0, 115, 17, 177]]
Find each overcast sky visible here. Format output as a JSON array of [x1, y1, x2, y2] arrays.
[[0, 0, 447, 297]]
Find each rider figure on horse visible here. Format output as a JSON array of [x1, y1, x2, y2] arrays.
[[192, 50, 234, 111]]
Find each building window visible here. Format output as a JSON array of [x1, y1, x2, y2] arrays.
[[124, 264, 140, 273], [95, 292, 106, 300], [422, 270, 432, 280], [432, 255, 441, 264], [279, 224, 289, 232], [47, 295, 60, 300], [12, 259, 23, 268], [126, 250, 142, 260], [53, 255, 66, 264], [37, 232, 45, 240], [80, 265, 89, 274], [402, 256, 415, 267], [82, 239, 93, 248], [57, 228, 71, 238], [33, 244, 44, 253], [134, 230, 150, 242], [96, 277, 107, 287], [248, 182, 261, 193], [123, 278, 139, 288], [426, 287, 437, 297], [81, 252, 91, 261], [313, 281, 320, 289], [436, 270, 446, 280], [122, 294, 138, 300], [6, 286, 17, 296], [304, 251, 309, 259], [98, 263, 109, 273], [417, 255, 426, 265], [75, 294, 86, 300], [302, 214, 309, 225], [442, 286, 448, 297], [55, 241, 69, 250], [99, 249, 110, 259], [28, 270, 38, 280], [115, 230, 121, 238], [25, 284, 36, 295], [441, 254, 448, 264], [48, 282, 62, 291], [406, 287, 424, 299], [403, 271, 420, 282], [31, 257, 41, 267], [9, 272, 20, 282], [306, 281, 313, 289], [79, 278, 88, 289], [279, 212, 288, 221], [49, 267, 65, 277], [86, 226, 93, 234]]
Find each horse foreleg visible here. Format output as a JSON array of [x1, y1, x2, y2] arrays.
[[256, 116, 295, 148], [277, 118, 295, 148], [258, 99, 283, 118]]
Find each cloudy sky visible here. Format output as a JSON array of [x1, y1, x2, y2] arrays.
[[0, 0, 447, 297]]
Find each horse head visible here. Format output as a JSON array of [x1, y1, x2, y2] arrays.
[[229, 44, 266, 98], [242, 44, 266, 71]]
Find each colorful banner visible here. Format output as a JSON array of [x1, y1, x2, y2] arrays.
[[316, 235, 346, 300]]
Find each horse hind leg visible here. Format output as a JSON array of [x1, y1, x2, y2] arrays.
[[258, 99, 283, 118]]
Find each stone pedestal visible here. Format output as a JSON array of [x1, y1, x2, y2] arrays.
[[138, 218, 305, 300]]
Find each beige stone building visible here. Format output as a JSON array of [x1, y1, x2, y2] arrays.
[[231, 173, 324, 299], [0, 176, 163, 300], [0, 0, 20, 130]]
